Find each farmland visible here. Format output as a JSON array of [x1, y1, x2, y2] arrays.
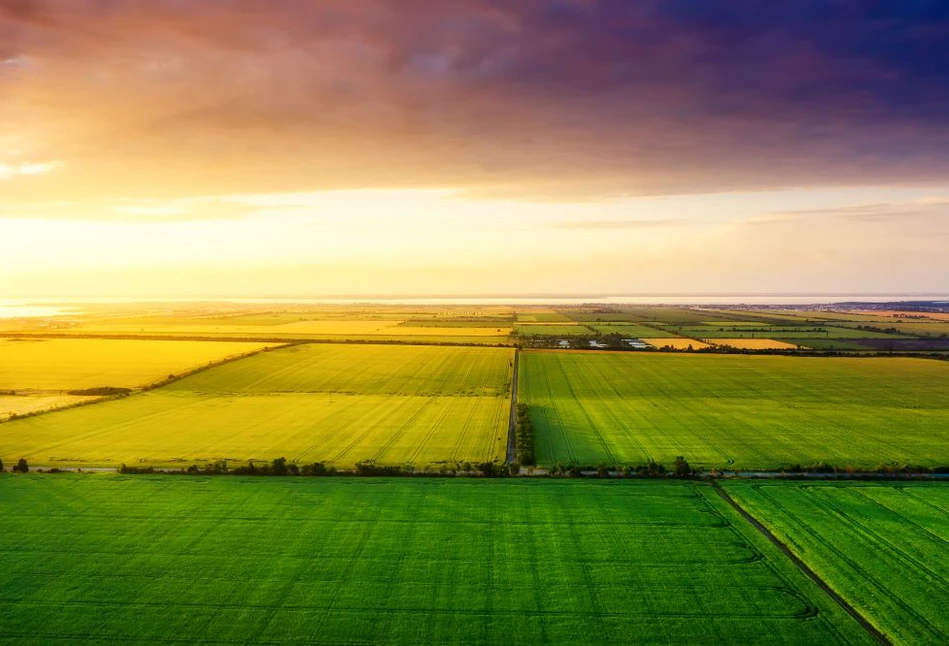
[[0, 345, 513, 468], [518, 351, 949, 469], [0, 475, 873, 644], [588, 323, 676, 337], [667, 325, 903, 340], [514, 324, 595, 336], [0, 338, 276, 391], [0, 394, 98, 420], [640, 337, 710, 350], [1, 304, 516, 345], [724, 482, 949, 645], [708, 339, 802, 350]]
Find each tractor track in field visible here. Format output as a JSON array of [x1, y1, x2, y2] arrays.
[[711, 482, 891, 645]]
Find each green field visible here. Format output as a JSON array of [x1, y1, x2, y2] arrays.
[[588, 323, 677, 337], [774, 338, 871, 351], [724, 482, 949, 645], [667, 325, 902, 340], [836, 321, 949, 337], [0, 345, 514, 468], [0, 476, 873, 644], [514, 324, 594, 336], [519, 351, 949, 469], [0, 338, 275, 391]]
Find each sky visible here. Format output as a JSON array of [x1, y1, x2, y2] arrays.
[[2, 0, 949, 298]]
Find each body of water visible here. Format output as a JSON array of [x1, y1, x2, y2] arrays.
[[1, 294, 947, 317]]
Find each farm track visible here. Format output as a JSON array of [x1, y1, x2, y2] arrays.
[[711, 482, 891, 645]]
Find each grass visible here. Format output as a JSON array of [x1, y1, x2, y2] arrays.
[[724, 482, 949, 645], [0, 345, 514, 468], [0, 476, 872, 644], [518, 351, 949, 470], [0, 338, 276, 390]]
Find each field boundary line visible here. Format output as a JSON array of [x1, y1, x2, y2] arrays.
[[0, 342, 295, 427], [711, 481, 891, 645], [506, 349, 519, 463]]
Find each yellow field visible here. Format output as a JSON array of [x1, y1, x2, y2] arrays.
[[847, 310, 949, 321], [0, 395, 99, 420], [0, 338, 277, 391], [641, 338, 711, 350], [371, 326, 512, 337], [708, 338, 803, 350], [67, 320, 399, 336], [0, 344, 515, 468], [35, 320, 512, 340]]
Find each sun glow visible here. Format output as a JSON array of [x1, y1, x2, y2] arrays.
[[0, 161, 61, 180]]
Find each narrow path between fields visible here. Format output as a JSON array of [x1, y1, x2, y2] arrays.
[[711, 482, 891, 645], [506, 350, 519, 463]]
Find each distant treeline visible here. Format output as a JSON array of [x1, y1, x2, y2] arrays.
[[519, 340, 949, 360], [66, 387, 132, 396], [4, 456, 943, 478], [118, 458, 519, 478]]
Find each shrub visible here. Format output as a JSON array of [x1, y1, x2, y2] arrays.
[[636, 460, 666, 478], [514, 404, 536, 466], [672, 456, 694, 478], [12, 458, 29, 473], [66, 387, 132, 396], [271, 457, 288, 476], [301, 462, 330, 476]]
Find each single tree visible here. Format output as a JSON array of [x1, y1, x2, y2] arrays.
[[673, 456, 692, 477], [271, 457, 288, 475], [14, 458, 29, 473]]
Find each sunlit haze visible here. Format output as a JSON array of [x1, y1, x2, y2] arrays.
[[3, 2, 948, 298]]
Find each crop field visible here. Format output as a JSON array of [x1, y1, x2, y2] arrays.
[[639, 337, 710, 350], [774, 338, 870, 351], [847, 310, 949, 322], [37, 319, 512, 343], [588, 323, 676, 337], [0, 338, 275, 391], [708, 339, 803, 350], [518, 351, 949, 469], [514, 324, 594, 336], [724, 482, 949, 645], [515, 310, 573, 322], [560, 309, 642, 322], [669, 325, 902, 340], [0, 476, 872, 644], [837, 321, 949, 337], [0, 345, 513, 468], [624, 308, 756, 325], [0, 394, 98, 420], [395, 319, 513, 328]]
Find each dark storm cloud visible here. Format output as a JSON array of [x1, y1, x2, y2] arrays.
[[2, 0, 949, 205]]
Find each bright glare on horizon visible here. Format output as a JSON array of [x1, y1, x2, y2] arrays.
[[2, 2, 948, 298]]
